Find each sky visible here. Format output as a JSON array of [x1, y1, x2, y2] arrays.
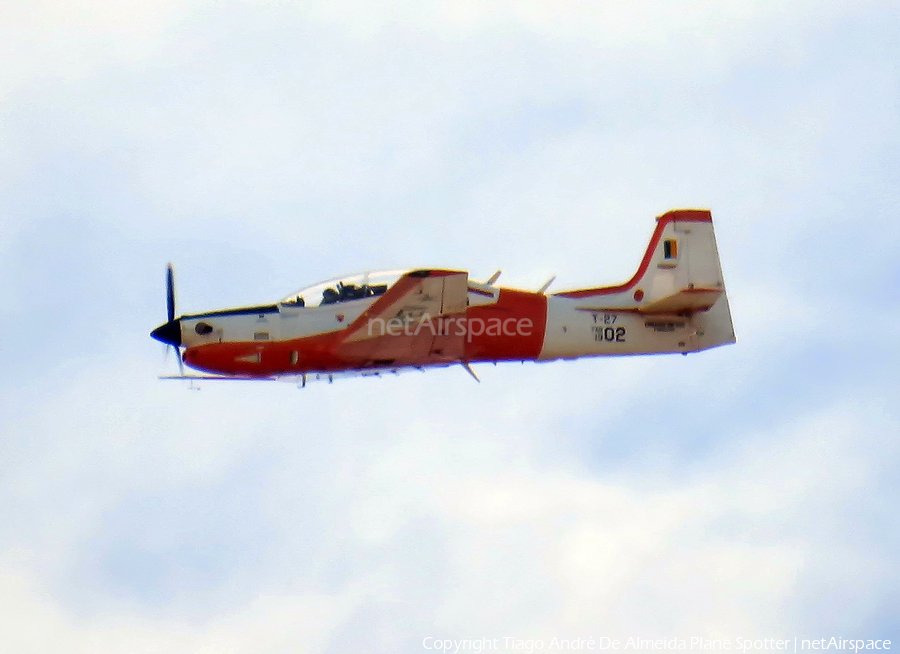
[[1, 1, 899, 652]]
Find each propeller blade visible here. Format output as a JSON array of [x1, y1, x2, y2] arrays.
[[166, 263, 176, 323], [153, 263, 184, 366], [171, 344, 185, 376]]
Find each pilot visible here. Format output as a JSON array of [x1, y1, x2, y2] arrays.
[[322, 287, 339, 305], [340, 283, 360, 301]]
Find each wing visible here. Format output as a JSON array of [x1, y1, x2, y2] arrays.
[[335, 269, 468, 367]]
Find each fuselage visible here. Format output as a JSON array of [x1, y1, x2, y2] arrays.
[[172, 282, 726, 377], [151, 209, 737, 379], [175, 282, 548, 377]]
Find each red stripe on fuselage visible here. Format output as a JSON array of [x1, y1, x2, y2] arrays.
[[183, 288, 548, 376], [465, 288, 547, 362], [183, 331, 348, 378]]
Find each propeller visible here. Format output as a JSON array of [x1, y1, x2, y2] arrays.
[[151, 263, 184, 375], [166, 263, 176, 323], [164, 337, 185, 376]]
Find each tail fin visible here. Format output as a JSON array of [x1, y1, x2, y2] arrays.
[[646, 209, 736, 351], [558, 209, 736, 351], [640, 209, 727, 313]]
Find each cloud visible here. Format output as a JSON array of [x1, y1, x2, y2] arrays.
[[1, 354, 896, 651], [1, 0, 898, 651]]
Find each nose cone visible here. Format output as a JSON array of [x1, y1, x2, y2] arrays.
[[151, 319, 182, 347]]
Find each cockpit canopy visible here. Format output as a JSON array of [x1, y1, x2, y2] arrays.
[[280, 270, 405, 308]]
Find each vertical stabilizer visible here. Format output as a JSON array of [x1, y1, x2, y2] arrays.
[[555, 209, 736, 352]]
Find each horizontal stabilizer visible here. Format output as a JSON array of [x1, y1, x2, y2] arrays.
[[639, 287, 723, 314]]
